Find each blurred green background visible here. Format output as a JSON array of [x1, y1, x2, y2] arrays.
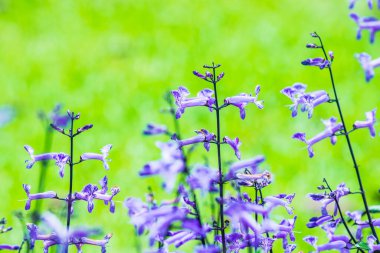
[[0, 0, 379, 252]]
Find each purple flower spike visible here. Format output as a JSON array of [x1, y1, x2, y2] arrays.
[[223, 136, 241, 159], [175, 129, 216, 151], [143, 123, 168, 136], [195, 245, 220, 253], [224, 85, 264, 119], [355, 53, 380, 82], [80, 144, 112, 170], [171, 86, 215, 119], [350, 13, 380, 43], [353, 109, 376, 137], [23, 184, 57, 210], [24, 145, 70, 177], [292, 117, 343, 157], [301, 57, 330, 69]]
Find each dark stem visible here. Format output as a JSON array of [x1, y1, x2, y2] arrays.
[[323, 178, 361, 251], [258, 189, 273, 253], [316, 33, 379, 242], [65, 114, 75, 252], [211, 63, 227, 253], [32, 128, 53, 224]]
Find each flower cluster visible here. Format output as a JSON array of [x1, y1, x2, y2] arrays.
[[22, 111, 119, 252], [0, 218, 20, 251], [126, 64, 296, 253]]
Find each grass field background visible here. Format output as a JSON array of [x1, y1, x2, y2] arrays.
[[0, 0, 379, 252]]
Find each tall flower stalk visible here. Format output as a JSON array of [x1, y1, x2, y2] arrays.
[[312, 32, 378, 242], [23, 110, 119, 252]]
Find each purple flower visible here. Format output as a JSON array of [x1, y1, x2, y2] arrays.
[[307, 215, 333, 228], [140, 141, 184, 192], [301, 57, 330, 69], [80, 144, 112, 170], [195, 245, 220, 253], [353, 109, 376, 137], [186, 165, 218, 193], [368, 235, 380, 252], [292, 117, 343, 157], [0, 245, 20, 250], [143, 123, 168, 136], [175, 129, 216, 151], [308, 183, 350, 216], [355, 53, 380, 82], [265, 217, 297, 250], [193, 70, 214, 80], [171, 86, 215, 119], [23, 184, 57, 210], [215, 232, 257, 252], [223, 136, 241, 159], [224, 85, 264, 119], [226, 155, 265, 180], [281, 83, 329, 118], [349, 0, 374, 9], [74, 177, 120, 213], [24, 145, 70, 177], [304, 235, 348, 252], [264, 194, 295, 215], [350, 13, 380, 43], [27, 212, 109, 252]]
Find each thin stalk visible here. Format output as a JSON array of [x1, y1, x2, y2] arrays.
[[211, 63, 226, 253], [316, 33, 378, 242], [258, 189, 273, 253], [323, 179, 362, 251], [65, 114, 75, 252], [33, 128, 53, 224]]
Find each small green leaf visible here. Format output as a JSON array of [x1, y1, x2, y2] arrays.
[[355, 241, 370, 250], [369, 205, 380, 214]]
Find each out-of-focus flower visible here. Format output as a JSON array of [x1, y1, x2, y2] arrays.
[[215, 233, 256, 252], [27, 212, 109, 253], [171, 86, 215, 119], [0, 218, 20, 251], [368, 235, 380, 252], [226, 155, 265, 181], [355, 53, 380, 82], [264, 217, 297, 250], [140, 141, 184, 192], [80, 144, 112, 170], [349, 0, 374, 9], [24, 145, 70, 177], [353, 109, 376, 137], [143, 123, 168, 136], [350, 13, 380, 43], [224, 85, 264, 119], [195, 245, 220, 253], [0, 105, 15, 128], [186, 165, 218, 193], [293, 117, 343, 157]]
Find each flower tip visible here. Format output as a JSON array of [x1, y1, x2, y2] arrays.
[[310, 32, 318, 38]]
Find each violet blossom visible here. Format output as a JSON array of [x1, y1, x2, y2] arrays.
[[27, 212, 110, 253], [0, 218, 20, 251], [143, 123, 168, 136], [195, 245, 220, 253], [281, 83, 329, 118], [353, 109, 376, 137], [24, 145, 70, 177], [74, 176, 120, 213], [186, 165, 218, 193], [349, 0, 374, 9], [80, 144, 112, 170], [350, 13, 380, 43], [23, 184, 58, 210], [293, 117, 343, 157], [223, 136, 241, 159], [215, 232, 256, 252], [171, 86, 215, 119], [139, 141, 184, 192], [355, 53, 380, 82], [301, 57, 330, 69], [264, 217, 297, 250], [368, 235, 380, 252], [223, 85, 264, 119], [304, 236, 349, 252], [174, 129, 216, 151]]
